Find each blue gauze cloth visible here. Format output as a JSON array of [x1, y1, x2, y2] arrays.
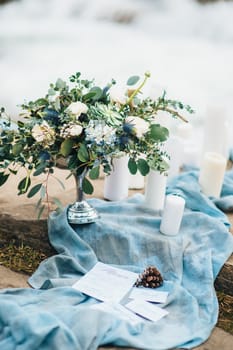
[[0, 171, 233, 350]]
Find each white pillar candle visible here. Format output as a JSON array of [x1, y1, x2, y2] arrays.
[[160, 195, 185, 236], [164, 136, 184, 179], [198, 152, 227, 198], [128, 172, 145, 189], [202, 106, 230, 159], [144, 170, 167, 211], [183, 145, 200, 167], [175, 123, 201, 168], [176, 123, 193, 140], [103, 156, 129, 201]]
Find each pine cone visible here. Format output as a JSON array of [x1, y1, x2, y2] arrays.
[[134, 266, 163, 288]]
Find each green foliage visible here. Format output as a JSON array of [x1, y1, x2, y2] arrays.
[[17, 176, 31, 195], [0, 172, 9, 186], [77, 144, 89, 162], [89, 166, 100, 180], [60, 139, 74, 157], [27, 183, 42, 198], [82, 177, 94, 194], [149, 124, 169, 142], [137, 158, 150, 176], [127, 75, 140, 86], [128, 158, 137, 175], [0, 70, 193, 217]]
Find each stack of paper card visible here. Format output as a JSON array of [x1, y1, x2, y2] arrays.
[[72, 262, 169, 323], [72, 262, 138, 303]]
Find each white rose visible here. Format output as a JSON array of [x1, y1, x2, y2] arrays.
[[32, 121, 55, 145], [66, 101, 88, 118], [125, 116, 150, 138], [109, 87, 127, 105], [68, 124, 83, 137]]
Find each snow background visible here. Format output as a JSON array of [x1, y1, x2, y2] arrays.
[[0, 0, 233, 144]]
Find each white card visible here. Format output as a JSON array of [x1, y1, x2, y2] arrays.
[[125, 299, 169, 322], [91, 302, 143, 325], [129, 287, 168, 304], [72, 262, 138, 303]]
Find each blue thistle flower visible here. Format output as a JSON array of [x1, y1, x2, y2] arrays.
[[43, 108, 59, 125], [123, 122, 135, 134], [119, 135, 130, 145], [39, 151, 51, 162]]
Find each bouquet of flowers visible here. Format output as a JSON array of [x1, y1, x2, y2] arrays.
[[0, 71, 193, 217]]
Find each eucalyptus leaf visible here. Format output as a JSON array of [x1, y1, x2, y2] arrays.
[[8, 168, 17, 175], [82, 92, 96, 102], [55, 78, 66, 90], [48, 88, 56, 96], [127, 75, 140, 86], [137, 158, 150, 176], [128, 158, 137, 175], [0, 172, 9, 186], [17, 121, 25, 127], [36, 197, 42, 210], [60, 139, 74, 157], [89, 166, 100, 180], [89, 87, 103, 101], [149, 124, 169, 142], [40, 185, 46, 199], [33, 163, 47, 176], [27, 183, 42, 198], [82, 177, 94, 194], [53, 197, 64, 212], [37, 204, 45, 220], [17, 176, 31, 194], [77, 144, 89, 162]]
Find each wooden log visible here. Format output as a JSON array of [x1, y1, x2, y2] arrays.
[[0, 213, 54, 255], [215, 255, 233, 296]]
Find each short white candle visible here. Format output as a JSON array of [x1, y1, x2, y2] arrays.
[[160, 195, 185, 236], [103, 156, 129, 201], [199, 152, 227, 198], [144, 170, 167, 211]]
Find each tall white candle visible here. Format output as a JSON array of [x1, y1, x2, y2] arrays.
[[199, 152, 227, 198], [144, 170, 167, 211], [160, 195, 185, 236], [183, 145, 200, 167], [164, 136, 184, 179], [202, 106, 230, 159], [176, 123, 193, 140], [175, 123, 201, 168], [103, 156, 129, 201]]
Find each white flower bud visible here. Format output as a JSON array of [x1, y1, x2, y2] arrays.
[[125, 116, 150, 138], [66, 101, 88, 118], [68, 124, 83, 137], [109, 87, 127, 105]]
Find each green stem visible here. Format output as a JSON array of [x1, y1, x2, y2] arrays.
[[23, 169, 32, 193], [156, 107, 188, 123], [120, 72, 151, 112]]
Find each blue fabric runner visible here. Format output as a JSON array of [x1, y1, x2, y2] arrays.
[[0, 169, 233, 350]]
